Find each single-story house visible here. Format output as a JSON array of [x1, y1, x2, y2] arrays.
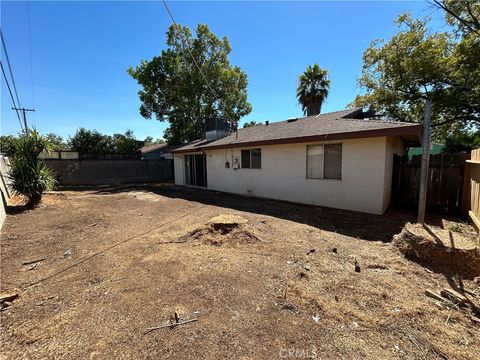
[[171, 108, 422, 214], [140, 143, 176, 159]]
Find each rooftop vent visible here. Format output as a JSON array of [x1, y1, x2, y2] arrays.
[[287, 118, 298, 123], [204, 117, 232, 141]]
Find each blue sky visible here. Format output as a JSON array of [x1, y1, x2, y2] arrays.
[[1, 1, 446, 141]]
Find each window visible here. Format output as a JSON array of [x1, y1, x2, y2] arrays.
[[241, 148, 261, 169], [306, 144, 342, 179]]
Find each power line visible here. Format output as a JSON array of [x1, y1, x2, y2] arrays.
[[161, 0, 237, 130], [0, 60, 24, 131], [1, 29, 22, 110]]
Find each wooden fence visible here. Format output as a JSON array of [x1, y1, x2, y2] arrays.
[[392, 153, 470, 214], [467, 149, 480, 236]]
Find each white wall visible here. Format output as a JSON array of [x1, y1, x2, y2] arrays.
[[0, 155, 11, 229], [174, 136, 406, 214]]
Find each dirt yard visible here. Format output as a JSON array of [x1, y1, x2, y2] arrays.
[[1, 184, 479, 359]]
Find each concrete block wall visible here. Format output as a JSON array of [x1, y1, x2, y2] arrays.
[[45, 159, 174, 186]]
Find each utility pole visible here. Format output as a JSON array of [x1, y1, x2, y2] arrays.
[[417, 99, 432, 224], [12, 107, 35, 132]]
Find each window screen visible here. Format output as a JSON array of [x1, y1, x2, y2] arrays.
[[306, 144, 342, 180], [306, 145, 324, 179], [241, 149, 261, 169], [324, 144, 342, 179], [241, 150, 251, 168], [251, 149, 261, 169]]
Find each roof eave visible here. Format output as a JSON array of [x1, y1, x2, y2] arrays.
[[172, 125, 423, 154]]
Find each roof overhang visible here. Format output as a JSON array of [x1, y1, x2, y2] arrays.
[[172, 125, 422, 154]]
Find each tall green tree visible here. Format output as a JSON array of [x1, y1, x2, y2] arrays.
[[68, 128, 114, 153], [111, 130, 144, 154], [128, 24, 252, 145], [45, 133, 67, 150], [354, 3, 480, 138], [296, 64, 330, 116]]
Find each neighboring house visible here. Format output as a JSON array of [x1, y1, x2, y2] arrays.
[[172, 109, 422, 215], [408, 142, 446, 159], [141, 143, 175, 159]]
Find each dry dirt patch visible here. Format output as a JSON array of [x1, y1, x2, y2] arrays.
[[1, 185, 479, 359], [177, 214, 262, 246]]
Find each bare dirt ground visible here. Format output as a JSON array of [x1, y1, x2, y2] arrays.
[[1, 184, 479, 359]]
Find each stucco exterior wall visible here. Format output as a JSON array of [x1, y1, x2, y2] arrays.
[[0, 155, 11, 229], [174, 136, 406, 214]]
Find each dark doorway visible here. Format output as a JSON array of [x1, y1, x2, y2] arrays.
[[184, 154, 207, 187]]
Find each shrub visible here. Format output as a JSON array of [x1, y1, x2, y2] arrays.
[[8, 129, 57, 207]]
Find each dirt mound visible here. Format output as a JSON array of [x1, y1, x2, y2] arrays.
[[393, 223, 480, 279], [178, 215, 261, 246]]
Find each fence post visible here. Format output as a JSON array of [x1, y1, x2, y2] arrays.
[[418, 99, 432, 224]]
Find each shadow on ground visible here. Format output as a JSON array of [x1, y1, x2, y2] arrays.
[[58, 183, 446, 242]]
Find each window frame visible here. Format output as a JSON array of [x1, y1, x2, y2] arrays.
[[306, 143, 342, 180], [241, 148, 262, 169]]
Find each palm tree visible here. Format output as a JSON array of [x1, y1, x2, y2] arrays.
[[296, 64, 330, 116]]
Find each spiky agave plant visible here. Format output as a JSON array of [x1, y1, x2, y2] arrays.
[[8, 129, 57, 207]]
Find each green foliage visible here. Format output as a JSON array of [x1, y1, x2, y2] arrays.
[[448, 223, 463, 233], [8, 129, 57, 206], [68, 128, 153, 154], [128, 24, 252, 145], [45, 133, 67, 150], [243, 121, 263, 128], [443, 130, 480, 153], [0, 135, 17, 157], [111, 129, 144, 154], [68, 128, 114, 153], [354, 5, 480, 138], [297, 64, 330, 116]]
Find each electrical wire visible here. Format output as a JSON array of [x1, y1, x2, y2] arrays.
[[0, 60, 24, 131], [1, 29, 22, 110], [161, 0, 237, 130]]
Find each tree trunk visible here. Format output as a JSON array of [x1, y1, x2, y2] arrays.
[[26, 192, 42, 208]]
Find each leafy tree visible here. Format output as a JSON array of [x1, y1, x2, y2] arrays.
[[0, 135, 17, 157], [128, 24, 252, 145], [8, 129, 56, 207], [444, 130, 480, 153], [143, 136, 154, 146], [354, 5, 480, 138], [111, 130, 144, 154], [297, 64, 330, 116], [68, 128, 114, 153], [45, 133, 67, 150], [243, 120, 263, 128]]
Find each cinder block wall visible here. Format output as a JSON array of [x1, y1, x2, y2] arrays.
[[45, 159, 174, 185]]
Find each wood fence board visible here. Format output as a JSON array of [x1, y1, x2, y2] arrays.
[[392, 153, 469, 214]]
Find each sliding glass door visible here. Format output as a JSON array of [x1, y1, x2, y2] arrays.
[[184, 154, 207, 187]]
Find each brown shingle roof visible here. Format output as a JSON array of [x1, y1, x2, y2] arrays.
[[140, 143, 168, 153], [173, 109, 422, 153]]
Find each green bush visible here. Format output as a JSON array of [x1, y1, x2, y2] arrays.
[[8, 129, 57, 207]]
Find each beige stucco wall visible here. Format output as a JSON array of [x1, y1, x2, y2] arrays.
[[174, 136, 406, 214], [0, 155, 11, 229]]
